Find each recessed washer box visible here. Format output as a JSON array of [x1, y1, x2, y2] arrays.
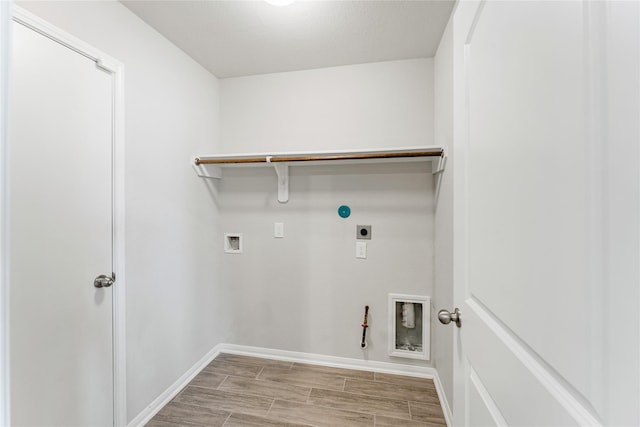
[[224, 233, 243, 254]]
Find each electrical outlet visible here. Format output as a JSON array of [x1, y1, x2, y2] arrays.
[[357, 225, 372, 240], [356, 242, 367, 259]]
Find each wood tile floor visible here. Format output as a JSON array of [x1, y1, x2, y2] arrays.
[[146, 353, 447, 427]]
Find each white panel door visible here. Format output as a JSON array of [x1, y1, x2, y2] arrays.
[[9, 20, 114, 426], [451, 1, 639, 426]]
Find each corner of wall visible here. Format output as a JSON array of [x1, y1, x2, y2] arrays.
[[432, 9, 455, 410]]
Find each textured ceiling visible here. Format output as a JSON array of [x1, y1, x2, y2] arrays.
[[121, 0, 455, 78]]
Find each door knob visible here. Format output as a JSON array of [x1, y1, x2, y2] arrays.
[[94, 274, 114, 288], [438, 308, 461, 327]]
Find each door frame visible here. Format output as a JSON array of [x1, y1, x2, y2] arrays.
[[8, 7, 127, 426], [0, 1, 11, 426]]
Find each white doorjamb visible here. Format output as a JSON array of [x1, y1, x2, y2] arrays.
[[10, 7, 127, 426], [0, 1, 12, 426]]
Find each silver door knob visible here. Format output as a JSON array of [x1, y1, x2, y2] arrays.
[[94, 274, 114, 288], [438, 308, 461, 327]]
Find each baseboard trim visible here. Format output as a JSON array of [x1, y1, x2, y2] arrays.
[[220, 343, 437, 378], [127, 344, 223, 427], [127, 343, 453, 427], [430, 366, 453, 426]]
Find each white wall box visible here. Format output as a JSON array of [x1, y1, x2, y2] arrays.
[[224, 233, 243, 254], [388, 294, 430, 360], [193, 146, 446, 203]]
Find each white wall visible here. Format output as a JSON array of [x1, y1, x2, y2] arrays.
[[216, 60, 437, 366], [433, 13, 454, 408], [14, 2, 222, 422], [220, 58, 433, 153]]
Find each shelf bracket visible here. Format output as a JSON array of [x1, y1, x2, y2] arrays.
[[192, 158, 222, 179], [432, 155, 447, 175], [269, 158, 289, 203]]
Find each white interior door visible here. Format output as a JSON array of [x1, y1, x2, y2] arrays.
[[451, 1, 639, 426], [9, 19, 114, 426]]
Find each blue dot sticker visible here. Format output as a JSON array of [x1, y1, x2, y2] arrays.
[[338, 205, 351, 218]]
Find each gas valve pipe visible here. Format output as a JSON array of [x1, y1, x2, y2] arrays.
[[361, 305, 369, 348]]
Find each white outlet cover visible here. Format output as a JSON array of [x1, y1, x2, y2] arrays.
[[356, 241, 367, 259], [274, 222, 284, 238]]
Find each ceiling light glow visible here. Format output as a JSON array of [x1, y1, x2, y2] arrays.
[[265, 0, 296, 6]]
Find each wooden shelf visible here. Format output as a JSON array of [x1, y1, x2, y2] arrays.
[[192, 146, 446, 203]]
